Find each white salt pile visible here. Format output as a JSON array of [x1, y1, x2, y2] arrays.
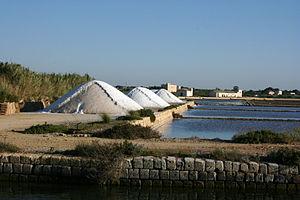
[[155, 89, 184, 104], [43, 80, 143, 115], [127, 87, 170, 109]]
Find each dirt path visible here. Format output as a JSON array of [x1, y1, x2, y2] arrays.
[[0, 113, 102, 131], [1, 130, 299, 156]]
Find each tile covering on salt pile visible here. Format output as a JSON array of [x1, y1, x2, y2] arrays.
[[43, 80, 143, 115], [155, 89, 184, 104], [127, 87, 170, 109]]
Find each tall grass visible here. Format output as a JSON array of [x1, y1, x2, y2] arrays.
[[0, 62, 92, 102]]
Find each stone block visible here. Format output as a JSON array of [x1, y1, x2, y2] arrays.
[[194, 181, 205, 189], [176, 158, 184, 170], [61, 166, 71, 177], [0, 155, 9, 163], [119, 178, 130, 186], [166, 157, 176, 170], [180, 171, 189, 180], [255, 173, 264, 183], [245, 173, 254, 182], [153, 157, 162, 169], [184, 157, 194, 170], [274, 174, 286, 183], [290, 166, 299, 175], [276, 183, 286, 191], [183, 181, 193, 187], [265, 174, 274, 183], [249, 162, 259, 173], [161, 157, 167, 170], [59, 157, 70, 166], [132, 157, 143, 169], [162, 180, 172, 187], [69, 158, 81, 167], [130, 179, 141, 187], [42, 165, 52, 175], [71, 167, 81, 177], [140, 169, 150, 179], [189, 171, 198, 180], [143, 156, 153, 169], [169, 170, 179, 180], [33, 165, 43, 175], [207, 172, 216, 181], [152, 180, 162, 187], [215, 161, 224, 172], [9, 155, 20, 163], [128, 169, 139, 179], [160, 170, 169, 180], [224, 161, 232, 172], [226, 172, 235, 181], [149, 170, 159, 179], [20, 156, 31, 164], [124, 158, 132, 169], [268, 163, 278, 174], [232, 162, 240, 172], [141, 180, 152, 187], [240, 163, 249, 173], [279, 165, 289, 175], [205, 159, 215, 172], [50, 156, 61, 165], [195, 158, 205, 172], [205, 181, 215, 189], [236, 172, 245, 182], [216, 171, 226, 181], [259, 163, 268, 174], [173, 180, 183, 187], [3, 163, 13, 174], [198, 172, 207, 181], [40, 155, 51, 165], [13, 163, 22, 174]]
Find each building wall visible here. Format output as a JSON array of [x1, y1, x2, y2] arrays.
[[162, 83, 178, 93], [213, 90, 243, 98]]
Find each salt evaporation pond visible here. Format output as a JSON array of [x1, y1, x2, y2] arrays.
[[161, 100, 300, 140]]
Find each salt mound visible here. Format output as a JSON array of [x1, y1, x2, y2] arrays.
[[156, 89, 184, 104], [127, 87, 170, 109], [44, 80, 143, 115]]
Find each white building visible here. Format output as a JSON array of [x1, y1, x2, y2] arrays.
[[176, 88, 194, 97], [210, 90, 243, 98], [161, 83, 178, 93]]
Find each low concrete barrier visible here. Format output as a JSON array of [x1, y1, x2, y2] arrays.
[[0, 103, 19, 115]]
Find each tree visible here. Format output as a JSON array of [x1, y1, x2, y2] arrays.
[[233, 86, 239, 92]]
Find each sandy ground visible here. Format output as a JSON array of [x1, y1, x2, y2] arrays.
[[0, 113, 102, 131], [0, 113, 299, 156]]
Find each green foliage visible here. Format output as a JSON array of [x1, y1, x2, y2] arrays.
[[24, 124, 69, 134], [0, 62, 92, 102], [193, 89, 213, 97], [101, 113, 111, 124], [117, 109, 156, 122], [266, 148, 300, 166], [92, 124, 161, 139], [158, 105, 179, 112], [0, 142, 20, 153], [232, 130, 289, 144]]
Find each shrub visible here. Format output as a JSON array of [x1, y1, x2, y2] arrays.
[[24, 124, 69, 134], [92, 124, 160, 139], [117, 109, 156, 122], [265, 148, 300, 166], [158, 105, 179, 112], [101, 113, 111, 124], [232, 130, 288, 144], [0, 142, 20, 153], [67, 141, 143, 184]]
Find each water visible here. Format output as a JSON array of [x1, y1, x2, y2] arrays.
[[0, 183, 299, 200], [161, 100, 300, 139]]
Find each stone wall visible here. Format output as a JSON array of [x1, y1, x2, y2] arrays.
[[130, 101, 195, 129], [1, 153, 299, 191], [120, 156, 300, 191], [0, 153, 102, 184]]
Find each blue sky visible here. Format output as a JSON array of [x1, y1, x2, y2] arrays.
[[0, 0, 299, 90]]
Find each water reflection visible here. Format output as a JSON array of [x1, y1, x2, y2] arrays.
[[0, 183, 299, 200]]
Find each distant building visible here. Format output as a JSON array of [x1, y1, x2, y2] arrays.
[[290, 92, 296, 95], [210, 90, 243, 98], [268, 91, 275, 96], [268, 90, 282, 96], [161, 83, 178, 93], [176, 87, 194, 97], [277, 90, 283, 95]]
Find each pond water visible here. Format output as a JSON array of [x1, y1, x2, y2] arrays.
[[1, 183, 299, 200], [161, 100, 300, 140]]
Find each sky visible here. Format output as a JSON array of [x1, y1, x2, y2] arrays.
[[0, 0, 299, 90]]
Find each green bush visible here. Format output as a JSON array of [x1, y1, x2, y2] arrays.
[[232, 130, 289, 144], [92, 124, 160, 139], [158, 105, 179, 112], [117, 109, 156, 122], [66, 141, 143, 184], [0, 142, 20, 153], [101, 113, 111, 124], [266, 148, 300, 166], [24, 124, 69, 134]]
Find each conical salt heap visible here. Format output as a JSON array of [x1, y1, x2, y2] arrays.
[[44, 80, 143, 115], [127, 87, 170, 109], [156, 89, 184, 104]]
